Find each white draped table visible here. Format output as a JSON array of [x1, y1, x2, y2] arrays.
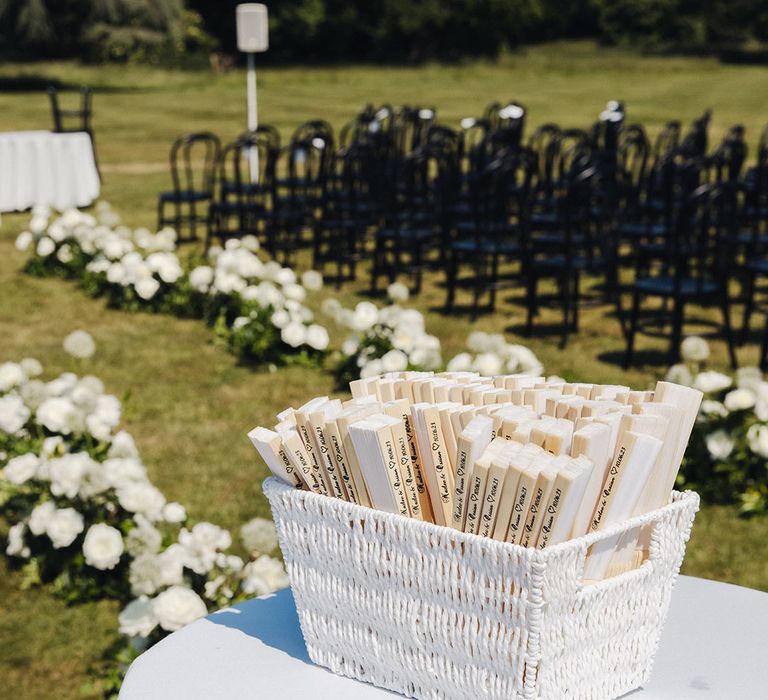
[[120, 575, 768, 699], [0, 130, 100, 213]]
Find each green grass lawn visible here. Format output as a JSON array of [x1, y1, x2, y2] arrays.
[[1, 42, 767, 699]]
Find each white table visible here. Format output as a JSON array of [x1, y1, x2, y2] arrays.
[[0, 130, 100, 212], [120, 576, 768, 699]]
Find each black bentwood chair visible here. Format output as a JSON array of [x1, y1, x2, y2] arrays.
[[158, 132, 221, 242], [207, 131, 277, 251], [623, 183, 738, 368], [47, 85, 100, 177]]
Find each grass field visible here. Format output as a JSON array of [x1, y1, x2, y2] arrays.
[[1, 42, 767, 699]]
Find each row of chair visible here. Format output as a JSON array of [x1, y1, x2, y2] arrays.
[[155, 102, 768, 367]]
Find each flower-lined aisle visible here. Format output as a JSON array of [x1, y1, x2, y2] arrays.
[[0, 332, 288, 695], [670, 337, 768, 514], [17, 204, 329, 368]]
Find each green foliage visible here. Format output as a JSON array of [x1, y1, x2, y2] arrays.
[[0, 0, 214, 65], [592, 0, 768, 51]]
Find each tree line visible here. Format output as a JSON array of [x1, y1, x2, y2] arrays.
[[0, 0, 766, 64]]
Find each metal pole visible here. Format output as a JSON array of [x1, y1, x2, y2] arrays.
[[246, 52, 259, 182]]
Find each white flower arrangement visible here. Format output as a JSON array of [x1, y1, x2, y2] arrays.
[[19, 204, 329, 368], [446, 331, 544, 377], [326, 296, 442, 384], [669, 336, 768, 514], [0, 337, 290, 691]]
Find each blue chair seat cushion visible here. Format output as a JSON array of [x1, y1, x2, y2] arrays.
[[634, 276, 718, 297], [159, 190, 210, 203]]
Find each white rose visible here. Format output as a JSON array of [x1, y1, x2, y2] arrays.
[[747, 423, 768, 458], [3, 453, 39, 485], [107, 431, 139, 460], [283, 283, 306, 302], [281, 321, 307, 348], [28, 501, 56, 535], [36, 397, 80, 435], [57, 244, 74, 264], [232, 316, 249, 332], [271, 309, 290, 329], [736, 367, 763, 391], [700, 400, 728, 417], [381, 348, 408, 373], [20, 357, 43, 377], [189, 265, 214, 292], [680, 336, 710, 363], [83, 523, 124, 569], [241, 234, 260, 252], [36, 236, 56, 257], [20, 380, 48, 411], [472, 352, 503, 377], [360, 358, 384, 378], [665, 363, 693, 387], [705, 430, 734, 461], [306, 324, 329, 351], [0, 362, 26, 391], [386, 281, 409, 303], [274, 267, 296, 286], [241, 555, 289, 595], [6, 521, 30, 558], [15, 231, 33, 251], [505, 345, 543, 374], [103, 457, 147, 488], [119, 596, 158, 637], [117, 482, 167, 521], [153, 586, 208, 632], [162, 502, 187, 523], [46, 507, 85, 548], [693, 370, 732, 394], [724, 388, 756, 412], [178, 522, 232, 575], [126, 515, 163, 556], [351, 301, 379, 332], [0, 394, 31, 434], [467, 331, 492, 353], [446, 352, 473, 372], [135, 277, 160, 301], [93, 394, 121, 428], [301, 270, 323, 291], [49, 452, 95, 499], [45, 372, 78, 397], [240, 518, 278, 554], [341, 337, 359, 356], [63, 330, 96, 359]]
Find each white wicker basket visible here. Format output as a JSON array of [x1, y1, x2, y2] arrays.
[[264, 477, 699, 700]]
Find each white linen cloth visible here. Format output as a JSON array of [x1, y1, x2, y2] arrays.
[[0, 130, 99, 213], [120, 576, 768, 699]]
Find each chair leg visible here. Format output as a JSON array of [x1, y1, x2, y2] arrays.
[[720, 295, 738, 370], [623, 289, 641, 369], [572, 269, 580, 332], [525, 273, 537, 337], [560, 273, 570, 349], [489, 253, 499, 313], [761, 313, 768, 371], [445, 250, 457, 312], [740, 271, 756, 345], [669, 298, 684, 364]]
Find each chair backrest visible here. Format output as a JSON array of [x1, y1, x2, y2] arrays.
[[679, 110, 711, 159], [654, 121, 681, 159], [705, 126, 747, 186], [497, 101, 526, 147], [218, 131, 276, 202], [169, 132, 221, 197], [672, 183, 734, 288], [392, 106, 436, 155], [617, 124, 650, 204], [47, 86, 92, 133], [527, 123, 561, 198]]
